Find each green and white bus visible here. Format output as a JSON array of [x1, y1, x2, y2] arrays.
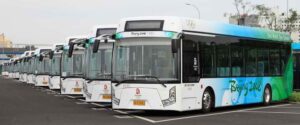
[[111, 16, 293, 112], [82, 25, 117, 102]]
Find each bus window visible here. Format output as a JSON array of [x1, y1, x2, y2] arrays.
[[257, 49, 269, 76], [216, 44, 230, 77], [269, 49, 280, 76], [245, 47, 257, 76], [201, 42, 216, 77], [231, 45, 244, 77], [182, 40, 200, 82]]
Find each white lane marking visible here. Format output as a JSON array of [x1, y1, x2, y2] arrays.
[[113, 110, 157, 123], [151, 104, 291, 123], [272, 107, 300, 109], [75, 102, 89, 105], [91, 103, 106, 107], [77, 99, 85, 102], [46, 92, 57, 95], [114, 115, 133, 119], [91, 108, 107, 111], [54, 94, 65, 97], [241, 110, 300, 115], [66, 95, 76, 99]]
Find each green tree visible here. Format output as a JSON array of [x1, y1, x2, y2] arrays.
[[254, 4, 279, 30], [285, 9, 299, 32]]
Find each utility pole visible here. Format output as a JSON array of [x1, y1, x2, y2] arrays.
[[286, 0, 290, 32]]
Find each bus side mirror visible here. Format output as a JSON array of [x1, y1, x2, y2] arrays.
[[39, 55, 44, 62], [49, 51, 54, 59], [111, 34, 116, 40], [68, 42, 74, 57], [93, 40, 100, 53], [171, 39, 179, 53]]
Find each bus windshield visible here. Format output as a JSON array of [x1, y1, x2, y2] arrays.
[[61, 52, 83, 77], [50, 55, 61, 76], [112, 38, 180, 83], [86, 43, 113, 80]]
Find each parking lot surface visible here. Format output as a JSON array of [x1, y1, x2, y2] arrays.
[[1, 77, 300, 125]]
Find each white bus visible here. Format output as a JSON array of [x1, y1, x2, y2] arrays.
[[111, 16, 293, 112], [82, 25, 116, 102], [60, 36, 87, 95], [48, 43, 65, 89], [12, 58, 20, 79], [33, 48, 52, 86], [19, 51, 31, 82], [26, 51, 37, 84], [22, 51, 35, 83], [1, 62, 9, 77], [8, 58, 15, 79]]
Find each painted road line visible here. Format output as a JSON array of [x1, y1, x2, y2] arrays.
[[241, 110, 300, 115], [75, 102, 89, 105], [66, 95, 76, 99], [77, 99, 85, 102], [150, 104, 291, 123], [272, 107, 300, 109], [91, 103, 105, 107], [91, 108, 107, 111], [113, 110, 157, 123], [114, 115, 133, 119], [54, 94, 65, 97]]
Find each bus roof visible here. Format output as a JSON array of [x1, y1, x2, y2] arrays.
[[117, 16, 292, 42]]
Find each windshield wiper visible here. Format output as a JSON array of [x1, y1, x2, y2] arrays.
[[114, 75, 167, 88], [134, 75, 167, 88]]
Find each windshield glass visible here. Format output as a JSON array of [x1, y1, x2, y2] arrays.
[[44, 59, 50, 74], [50, 55, 61, 76], [29, 58, 35, 74], [61, 50, 84, 77], [112, 38, 179, 83], [36, 58, 45, 74], [85, 43, 113, 80]]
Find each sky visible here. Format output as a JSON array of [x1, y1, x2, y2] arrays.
[[0, 0, 299, 45]]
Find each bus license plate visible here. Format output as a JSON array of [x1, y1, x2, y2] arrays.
[[102, 95, 112, 99], [133, 100, 145, 106], [74, 88, 82, 92], [43, 81, 48, 84]]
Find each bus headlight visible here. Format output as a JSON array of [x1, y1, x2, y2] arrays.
[[162, 86, 176, 107], [112, 86, 120, 105]]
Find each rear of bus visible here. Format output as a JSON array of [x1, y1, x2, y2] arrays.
[[112, 17, 182, 111]]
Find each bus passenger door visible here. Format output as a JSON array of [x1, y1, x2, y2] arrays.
[[182, 40, 201, 110]]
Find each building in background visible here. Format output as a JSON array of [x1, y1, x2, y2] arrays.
[[0, 33, 27, 64], [0, 33, 12, 48]]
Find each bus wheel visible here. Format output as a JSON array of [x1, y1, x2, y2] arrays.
[[263, 85, 272, 105], [202, 89, 213, 113]]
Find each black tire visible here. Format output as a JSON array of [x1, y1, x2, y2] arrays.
[[202, 89, 213, 113], [263, 85, 272, 105]]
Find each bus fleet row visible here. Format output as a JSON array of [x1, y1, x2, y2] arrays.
[[0, 16, 294, 112]]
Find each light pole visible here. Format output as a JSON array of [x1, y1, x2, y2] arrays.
[[286, 0, 290, 32], [185, 3, 201, 19]]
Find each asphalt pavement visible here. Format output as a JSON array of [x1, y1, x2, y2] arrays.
[[1, 76, 300, 125]]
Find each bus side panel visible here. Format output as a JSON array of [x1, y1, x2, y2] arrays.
[[271, 56, 293, 101], [202, 77, 268, 107]]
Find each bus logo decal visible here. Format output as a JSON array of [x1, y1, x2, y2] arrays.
[[136, 88, 140, 95], [104, 84, 107, 90]]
